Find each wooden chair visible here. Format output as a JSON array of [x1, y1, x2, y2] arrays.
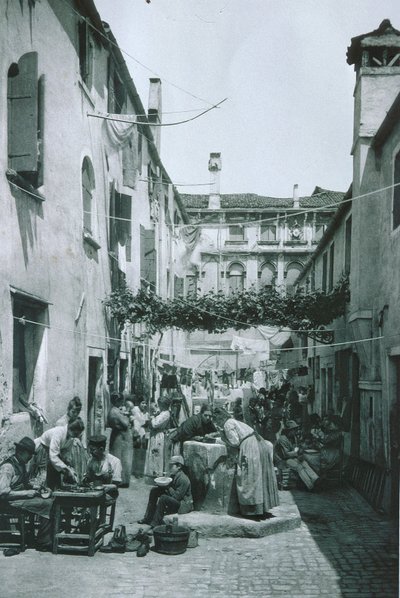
[[0, 505, 35, 551]]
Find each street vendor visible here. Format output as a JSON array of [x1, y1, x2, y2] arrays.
[[84, 435, 122, 491], [31, 417, 86, 489], [169, 404, 217, 446], [138, 455, 193, 528], [0, 437, 53, 551]]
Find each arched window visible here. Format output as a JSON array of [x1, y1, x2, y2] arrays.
[[394, 150, 400, 230], [228, 262, 245, 293], [82, 157, 95, 234], [259, 263, 276, 290], [285, 263, 303, 296]]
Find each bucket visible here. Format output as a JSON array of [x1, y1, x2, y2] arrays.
[[153, 524, 190, 555]]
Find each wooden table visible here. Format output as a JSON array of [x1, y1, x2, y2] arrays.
[[52, 488, 116, 556]]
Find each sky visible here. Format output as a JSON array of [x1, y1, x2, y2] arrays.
[[95, 0, 399, 197]]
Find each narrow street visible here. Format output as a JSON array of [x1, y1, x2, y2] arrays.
[[2, 481, 397, 598]]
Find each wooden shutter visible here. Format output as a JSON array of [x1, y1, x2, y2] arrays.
[[140, 226, 157, 290], [107, 56, 115, 112], [8, 52, 38, 173]]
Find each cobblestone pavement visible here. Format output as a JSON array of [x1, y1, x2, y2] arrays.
[[1, 481, 398, 598]]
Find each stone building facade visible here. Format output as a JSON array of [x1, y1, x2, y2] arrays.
[[285, 20, 400, 515], [0, 0, 189, 454], [180, 156, 342, 371]]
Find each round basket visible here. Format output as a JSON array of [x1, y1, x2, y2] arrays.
[[153, 525, 190, 555]]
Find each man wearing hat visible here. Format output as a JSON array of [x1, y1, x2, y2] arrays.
[[138, 455, 193, 528], [274, 421, 320, 490], [84, 435, 122, 490], [0, 437, 54, 550]]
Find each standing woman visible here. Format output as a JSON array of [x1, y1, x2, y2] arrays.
[[55, 396, 82, 427], [107, 392, 133, 488], [144, 397, 171, 479], [213, 407, 279, 519]]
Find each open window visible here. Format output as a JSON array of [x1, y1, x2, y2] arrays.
[[12, 289, 49, 413], [7, 52, 44, 189], [259, 262, 276, 290]]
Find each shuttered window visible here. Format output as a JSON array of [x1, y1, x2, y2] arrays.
[[107, 57, 126, 114], [82, 157, 95, 234], [7, 52, 39, 177], [394, 152, 400, 230], [140, 225, 157, 290], [109, 185, 132, 261], [78, 20, 93, 87]]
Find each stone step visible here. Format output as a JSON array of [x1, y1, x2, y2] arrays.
[[172, 491, 301, 538]]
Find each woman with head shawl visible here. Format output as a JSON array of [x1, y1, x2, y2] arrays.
[[213, 407, 279, 519]]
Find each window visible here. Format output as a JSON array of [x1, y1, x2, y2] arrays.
[[328, 243, 335, 291], [12, 292, 48, 413], [285, 263, 302, 296], [82, 157, 95, 235], [260, 224, 277, 242], [228, 263, 245, 293], [140, 225, 157, 290], [322, 251, 328, 292], [78, 19, 93, 87], [259, 263, 275, 289], [109, 185, 132, 262], [228, 225, 244, 242], [7, 52, 44, 188], [345, 216, 352, 275], [107, 57, 126, 114], [393, 151, 400, 230], [174, 275, 184, 298]]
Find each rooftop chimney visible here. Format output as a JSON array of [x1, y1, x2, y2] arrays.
[[148, 78, 162, 153], [293, 184, 299, 208], [208, 152, 221, 209]]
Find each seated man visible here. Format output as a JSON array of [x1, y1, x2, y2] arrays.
[[0, 437, 54, 551], [138, 456, 193, 528], [84, 435, 122, 495], [169, 405, 217, 445], [274, 421, 320, 491]]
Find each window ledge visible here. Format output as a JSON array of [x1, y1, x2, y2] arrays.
[[284, 240, 307, 245], [83, 230, 101, 250], [257, 240, 279, 245], [225, 240, 247, 245], [6, 169, 45, 202]]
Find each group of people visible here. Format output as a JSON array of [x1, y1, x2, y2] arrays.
[[0, 384, 343, 552], [0, 397, 123, 551]]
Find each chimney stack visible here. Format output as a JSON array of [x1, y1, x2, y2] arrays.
[[293, 184, 299, 208], [208, 152, 222, 209], [148, 78, 162, 152]]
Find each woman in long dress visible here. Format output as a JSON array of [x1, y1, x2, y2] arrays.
[[107, 392, 133, 487], [144, 398, 171, 479], [213, 407, 279, 518]]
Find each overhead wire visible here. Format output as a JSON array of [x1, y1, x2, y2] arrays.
[[11, 315, 396, 354], [87, 98, 228, 127], [59, 0, 218, 108]]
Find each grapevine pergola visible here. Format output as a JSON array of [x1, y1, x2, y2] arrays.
[[104, 277, 349, 336]]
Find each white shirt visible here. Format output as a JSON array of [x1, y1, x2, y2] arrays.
[[87, 453, 122, 484], [35, 425, 70, 472]]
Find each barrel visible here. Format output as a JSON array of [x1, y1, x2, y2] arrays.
[[153, 524, 190, 555]]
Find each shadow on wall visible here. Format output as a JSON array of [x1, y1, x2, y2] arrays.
[[10, 184, 44, 267]]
